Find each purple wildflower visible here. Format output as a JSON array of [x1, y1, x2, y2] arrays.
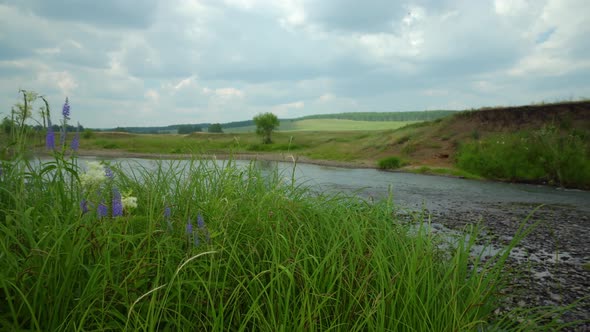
[[80, 199, 89, 214], [46, 120, 55, 151], [194, 234, 200, 247], [197, 213, 205, 228], [197, 213, 210, 244], [104, 166, 114, 179], [112, 188, 123, 217], [62, 97, 70, 120], [98, 201, 108, 218], [186, 218, 193, 235], [164, 206, 173, 232], [71, 123, 80, 152]]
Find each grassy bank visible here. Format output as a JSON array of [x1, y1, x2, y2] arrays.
[[2, 153, 569, 331], [456, 126, 590, 188]]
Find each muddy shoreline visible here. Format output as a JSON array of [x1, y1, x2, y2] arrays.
[[427, 203, 590, 330]]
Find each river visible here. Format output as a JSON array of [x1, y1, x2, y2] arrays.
[[90, 157, 590, 214]]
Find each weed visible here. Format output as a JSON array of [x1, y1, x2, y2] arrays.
[[377, 156, 406, 169]]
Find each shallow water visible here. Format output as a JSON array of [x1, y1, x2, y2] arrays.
[[71, 156, 590, 215]]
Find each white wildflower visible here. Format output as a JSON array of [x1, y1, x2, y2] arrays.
[[121, 196, 137, 211], [80, 161, 107, 189]]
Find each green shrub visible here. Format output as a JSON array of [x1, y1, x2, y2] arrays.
[[456, 126, 590, 188], [378, 156, 406, 169], [82, 129, 94, 139]]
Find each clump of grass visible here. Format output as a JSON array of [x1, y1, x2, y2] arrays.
[[395, 135, 411, 144], [377, 156, 406, 169]]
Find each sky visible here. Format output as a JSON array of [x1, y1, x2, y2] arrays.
[[0, 0, 589, 128]]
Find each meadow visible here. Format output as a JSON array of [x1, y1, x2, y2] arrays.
[[265, 119, 414, 132], [0, 97, 575, 330]]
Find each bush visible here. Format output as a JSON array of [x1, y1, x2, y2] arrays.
[[456, 126, 590, 188], [82, 129, 94, 139], [378, 156, 406, 169]]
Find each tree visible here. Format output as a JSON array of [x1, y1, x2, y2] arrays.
[[177, 124, 202, 134], [253, 112, 279, 144], [208, 123, 223, 133]]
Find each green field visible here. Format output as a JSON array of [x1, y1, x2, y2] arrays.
[[281, 119, 415, 131], [225, 119, 416, 133]]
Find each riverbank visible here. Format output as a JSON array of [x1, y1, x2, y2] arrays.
[[31, 149, 590, 329], [74, 149, 375, 169], [76, 151, 590, 328], [5, 152, 549, 331]]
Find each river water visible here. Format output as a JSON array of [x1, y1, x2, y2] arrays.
[[90, 157, 590, 215]]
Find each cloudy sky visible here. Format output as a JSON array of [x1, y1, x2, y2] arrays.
[[1, 0, 589, 128]]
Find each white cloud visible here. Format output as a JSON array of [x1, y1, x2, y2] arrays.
[[36, 70, 78, 95], [494, 0, 530, 16], [272, 101, 305, 116]]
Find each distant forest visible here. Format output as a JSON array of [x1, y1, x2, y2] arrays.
[[299, 110, 456, 122], [97, 110, 456, 133]]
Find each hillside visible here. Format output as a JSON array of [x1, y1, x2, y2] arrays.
[[299, 110, 455, 122], [374, 101, 590, 167]]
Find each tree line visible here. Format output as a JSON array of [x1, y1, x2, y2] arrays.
[[299, 110, 456, 122]]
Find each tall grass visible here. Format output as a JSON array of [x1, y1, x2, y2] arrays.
[[456, 126, 590, 188], [0, 96, 575, 330], [0, 155, 571, 330]]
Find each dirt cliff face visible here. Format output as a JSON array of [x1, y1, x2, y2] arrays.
[[453, 100, 590, 132], [383, 101, 590, 168]]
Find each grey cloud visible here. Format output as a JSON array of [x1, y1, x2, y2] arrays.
[[303, 0, 452, 32], [1, 0, 589, 127], [304, 0, 404, 32], [2, 0, 158, 29]]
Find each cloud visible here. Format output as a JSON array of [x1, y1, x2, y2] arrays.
[[0, 0, 588, 128], [4, 0, 159, 28]]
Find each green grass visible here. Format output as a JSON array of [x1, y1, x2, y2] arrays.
[[456, 126, 590, 188], [377, 156, 406, 170], [79, 131, 388, 163], [281, 119, 415, 131], [1, 154, 565, 331], [225, 119, 416, 133]]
